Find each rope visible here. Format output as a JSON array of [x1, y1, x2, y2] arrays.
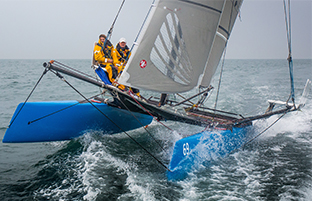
[[213, 54, 225, 111], [109, 0, 125, 36], [213, 0, 236, 112], [242, 110, 289, 149], [283, 0, 295, 107], [27, 92, 105, 125], [177, 93, 194, 105], [8, 67, 49, 127], [116, 0, 156, 77], [127, 91, 182, 135], [115, 91, 167, 152], [50, 70, 171, 172], [239, 0, 295, 150], [103, 0, 126, 47]]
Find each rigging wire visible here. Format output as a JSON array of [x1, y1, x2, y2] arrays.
[[132, 0, 156, 45], [231, 1, 295, 150], [237, 0, 297, 153], [49, 69, 171, 172], [127, 91, 182, 136], [230, 0, 297, 153], [92, 0, 168, 154], [177, 93, 195, 106], [109, 0, 125, 38], [209, 0, 238, 133], [27, 92, 105, 125], [225, 110, 289, 158], [283, 0, 296, 107], [213, 51, 226, 112], [242, 110, 289, 149], [213, 0, 236, 112], [117, 0, 157, 77], [8, 67, 49, 128], [114, 91, 167, 152], [103, 0, 126, 47]]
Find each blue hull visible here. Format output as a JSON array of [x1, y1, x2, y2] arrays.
[[167, 126, 252, 180], [3, 101, 153, 143]]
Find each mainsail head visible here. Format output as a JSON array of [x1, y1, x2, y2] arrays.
[[119, 0, 241, 93]]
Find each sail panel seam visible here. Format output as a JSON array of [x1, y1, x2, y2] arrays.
[[218, 25, 230, 39], [179, 0, 222, 13], [162, 20, 192, 81], [151, 38, 190, 85]]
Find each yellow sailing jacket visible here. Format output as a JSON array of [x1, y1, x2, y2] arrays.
[[93, 39, 118, 66], [115, 43, 131, 72]]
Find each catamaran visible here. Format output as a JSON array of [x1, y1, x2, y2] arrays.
[[3, 0, 310, 180]]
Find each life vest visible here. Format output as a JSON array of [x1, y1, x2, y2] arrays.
[[97, 40, 113, 59], [115, 43, 130, 62]]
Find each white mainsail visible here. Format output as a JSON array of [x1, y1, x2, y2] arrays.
[[119, 0, 226, 93], [200, 0, 243, 88]]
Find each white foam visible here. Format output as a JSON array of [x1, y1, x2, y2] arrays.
[[33, 99, 312, 200], [78, 132, 169, 201], [253, 101, 312, 140], [121, 174, 156, 201]]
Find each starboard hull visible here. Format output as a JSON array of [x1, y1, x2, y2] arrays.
[[3, 101, 153, 143], [167, 125, 252, 180]]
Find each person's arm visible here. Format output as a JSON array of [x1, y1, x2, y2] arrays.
[[111, 48, 119, 69], [94, 45, 106, 64]]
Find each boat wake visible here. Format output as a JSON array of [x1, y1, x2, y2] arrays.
[[31, 124, 181, 200], [175, 101, 312, 200], [25, 102, 312, 200]]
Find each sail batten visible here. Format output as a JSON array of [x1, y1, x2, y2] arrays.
[[218, 25, 230, 38], [119, 0, 226, 93]]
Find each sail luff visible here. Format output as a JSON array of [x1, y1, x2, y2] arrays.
[[119, 1, 159, 82], [119, 0, 226, 93], [199, 0, 243, 88]]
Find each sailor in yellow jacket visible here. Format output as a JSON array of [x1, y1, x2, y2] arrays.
[[115, 37, 131, 73], [115, 37, 141, 96], [93, 34, 119, 83]]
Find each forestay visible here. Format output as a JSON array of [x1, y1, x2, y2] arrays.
[[118, 0, 226, 93]]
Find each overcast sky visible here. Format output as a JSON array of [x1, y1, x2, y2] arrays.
[[0, 0, 311, 60]]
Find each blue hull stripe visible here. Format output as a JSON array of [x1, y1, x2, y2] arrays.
[[3, 101, 152, 143]]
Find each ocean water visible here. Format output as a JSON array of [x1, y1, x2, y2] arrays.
[[0, 59, 311, 200]]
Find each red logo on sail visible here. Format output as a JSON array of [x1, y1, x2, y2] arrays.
[[139, 60, 147, 69]]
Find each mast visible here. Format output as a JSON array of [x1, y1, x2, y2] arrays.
[[283, 0, 295, 106]]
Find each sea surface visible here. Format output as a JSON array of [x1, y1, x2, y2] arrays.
[[0, 59, 311, 200]]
